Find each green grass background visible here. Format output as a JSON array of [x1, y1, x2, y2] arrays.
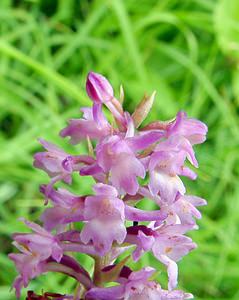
[[0, 0, 239, 299]]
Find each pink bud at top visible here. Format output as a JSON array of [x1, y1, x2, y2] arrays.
[[86, 71, 114, 103]]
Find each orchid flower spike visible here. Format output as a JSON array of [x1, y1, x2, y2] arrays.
[[9, 71, 207, 299]]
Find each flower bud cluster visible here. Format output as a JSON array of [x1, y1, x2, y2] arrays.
[[9, 72, 207, 299]]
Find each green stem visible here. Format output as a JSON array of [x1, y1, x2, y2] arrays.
[[93, 256, 102, 286], [93, 254, 110, 286]]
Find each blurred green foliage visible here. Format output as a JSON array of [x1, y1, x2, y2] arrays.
[[0, 0, 239, 299]]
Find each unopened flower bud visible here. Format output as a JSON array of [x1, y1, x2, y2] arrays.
[[86, 71, 114, 103]]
